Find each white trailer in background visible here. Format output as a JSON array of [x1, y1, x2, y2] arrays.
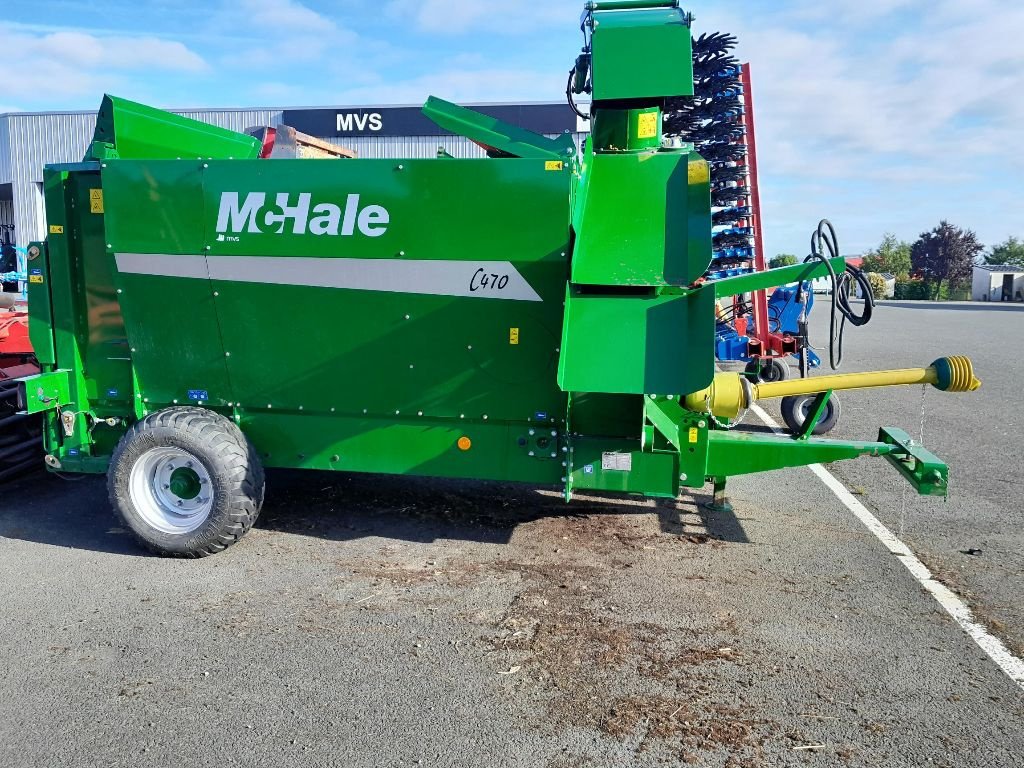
[[973, 265, 1024, 302]]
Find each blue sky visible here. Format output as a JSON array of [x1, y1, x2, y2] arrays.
[[3, 0, 1022, 257]]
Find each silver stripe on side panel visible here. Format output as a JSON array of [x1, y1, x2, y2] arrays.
[[116, 254, 543, 302], [115, 253, 210, 280]]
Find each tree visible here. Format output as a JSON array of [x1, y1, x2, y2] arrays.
[[910, 221, 984, 300], [986, 237, 1024, 268], [769, 254, 798, 268], [862, 233, 912, 278], [866, 272, 888, 299]]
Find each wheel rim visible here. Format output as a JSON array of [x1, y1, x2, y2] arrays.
[[763, 362, 785, 382], [798, 398, 832, 424], [128, 447, 214, 534]]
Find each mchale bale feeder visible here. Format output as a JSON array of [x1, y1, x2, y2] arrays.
[[8, 1, 979, 557]]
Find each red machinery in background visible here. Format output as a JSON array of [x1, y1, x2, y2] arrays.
[[0, 306, 40, 481]]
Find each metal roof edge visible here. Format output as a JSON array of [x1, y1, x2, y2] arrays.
[[0, 100, 570, 120]]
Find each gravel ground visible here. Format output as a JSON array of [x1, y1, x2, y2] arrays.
[[1, 300, 1022, 767]]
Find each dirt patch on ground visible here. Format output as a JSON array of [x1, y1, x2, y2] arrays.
[[252, 476, 776, 761], [478, 550, 774, 762]]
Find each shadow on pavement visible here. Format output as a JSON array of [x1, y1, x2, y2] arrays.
[[879, 301, 1024, 312], [262, 469, 752, 546], [0, 470, 144, 556], [0, 468, 754, 555]]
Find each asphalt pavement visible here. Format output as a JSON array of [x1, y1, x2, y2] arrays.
[[0, 299, 1022, 767]]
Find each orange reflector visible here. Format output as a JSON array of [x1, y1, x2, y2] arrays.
[[457, 436, 472, 451]]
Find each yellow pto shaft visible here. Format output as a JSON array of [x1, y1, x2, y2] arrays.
[[685, 356, 981, 419]]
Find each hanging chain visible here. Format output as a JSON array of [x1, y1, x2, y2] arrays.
[[900, 384, 929, 536]]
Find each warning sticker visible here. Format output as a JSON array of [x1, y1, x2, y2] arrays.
[[29, 275, 44, 284], [637, 112, 658, 139], [544, 161, 564, 171], [601, 452, 632, 472], [689, 427, 699, 444], [509, 327, 520, 345], [49, 225, 63, 235], [89, 189, 104, 214]]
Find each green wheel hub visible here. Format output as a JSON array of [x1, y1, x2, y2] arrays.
[[169, 466, 202, 501]]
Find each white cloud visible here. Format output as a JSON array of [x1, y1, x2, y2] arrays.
[[686, 0, 1024, 252], [236, 0, 338, 33], [0, 26, 207, 102]]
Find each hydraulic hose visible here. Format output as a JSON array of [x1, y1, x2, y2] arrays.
[[802, 220, 874, 370]]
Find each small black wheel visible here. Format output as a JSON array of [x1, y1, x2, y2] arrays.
[[744, 358, 789, 383], [780, 394, 842, 436], [108, 407, 265, 557]]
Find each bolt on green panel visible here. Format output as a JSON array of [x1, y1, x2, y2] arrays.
[[100, 156, 573, 428], [571, 149, 712, 287], [558, 285, 715, 396], [589, 7, 694, 101]]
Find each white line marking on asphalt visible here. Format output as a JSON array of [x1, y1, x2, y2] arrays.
[[749, 403, 1024, 691]]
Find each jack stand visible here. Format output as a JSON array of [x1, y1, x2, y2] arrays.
[[704, 477, 734, 513]]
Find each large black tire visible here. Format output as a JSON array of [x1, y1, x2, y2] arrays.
[[780, 393, 842, 436], [108, 407, 265, 557]]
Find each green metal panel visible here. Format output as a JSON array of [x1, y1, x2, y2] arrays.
[[26, 242, 55, 366], [98, 156, 572, 437], [571, 149, 711, 286], [568, 439, 678, 498], [202, 159, 569, 420], [40, 168, 94, 459], [558, 285, 714, 395], [18, 370, 71, 414], [422, 97, 576, 160], [589, 7, 693, 101], [64, 172, 134, 415], [100, 160, 234, 408], [591, 106, 663, 152], [88, 95, 261, 161], [102, 161, 208, 254], [240, 413, 563, 484]]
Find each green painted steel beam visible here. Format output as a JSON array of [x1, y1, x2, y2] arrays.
[[643, 397, 686, 450], [706, 430, 894, 477], [878, 427, 948, 497], [712, 257, 847, 298], [421, 97, 575, 160]]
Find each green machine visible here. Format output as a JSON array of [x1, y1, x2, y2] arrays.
[[15, 0, 979, 556]]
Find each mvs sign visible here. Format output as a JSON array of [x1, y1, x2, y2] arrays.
[[336, 112, 383, 132], [281, 104, 578, 138]]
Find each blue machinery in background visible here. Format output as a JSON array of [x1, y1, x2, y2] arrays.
[[715, 281, 821, 371]]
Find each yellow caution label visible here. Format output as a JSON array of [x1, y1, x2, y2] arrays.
[[89, 189, 104, 214], [544, 161, 564, 171], [509, 328, 520, 345], [29, 275, 44, 284], [49, 225, 64, 234], [637, 111, 658, 140], [688, 427, 699, 444], [688, 158, 711, 184]]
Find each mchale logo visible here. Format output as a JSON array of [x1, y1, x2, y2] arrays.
[[216, 192, 390, 237]]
